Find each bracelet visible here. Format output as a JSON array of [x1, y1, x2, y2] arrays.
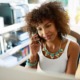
[[26, 59, 38, 67]]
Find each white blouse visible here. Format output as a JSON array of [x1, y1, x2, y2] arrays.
[[37, 40, 70, 73]]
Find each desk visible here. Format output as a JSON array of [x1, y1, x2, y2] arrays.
[[0, 66, 75, 80], [75, 64, 80, 79]]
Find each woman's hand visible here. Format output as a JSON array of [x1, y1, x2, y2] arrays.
[[30, 33, 40, 56], [25, 34, 40, 68]]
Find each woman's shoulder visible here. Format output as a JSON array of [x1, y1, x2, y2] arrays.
[[63, 38, 79, 51], [62, 38, 79, 57], [69, 41, 79, 51], [68, 40, 80, 57]]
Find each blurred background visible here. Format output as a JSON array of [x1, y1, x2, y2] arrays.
[[0, 0, 80, 67]]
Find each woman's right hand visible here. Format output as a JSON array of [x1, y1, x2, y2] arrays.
[[29, 33, 40, 57]]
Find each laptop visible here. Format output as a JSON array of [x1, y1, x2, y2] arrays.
[[0, 66, 75, 80]]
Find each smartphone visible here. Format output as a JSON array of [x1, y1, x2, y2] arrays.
[[35, 31, 45, 43]]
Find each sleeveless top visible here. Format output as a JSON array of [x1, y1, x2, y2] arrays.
[[37, 40, 70, 73]]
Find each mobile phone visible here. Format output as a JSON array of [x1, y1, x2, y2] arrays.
[[32, 30, 45, 43], [36, 32, 45, 43]]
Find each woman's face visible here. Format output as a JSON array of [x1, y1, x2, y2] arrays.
[[37, 20, 58, 42]]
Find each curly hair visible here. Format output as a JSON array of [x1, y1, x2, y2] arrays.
[[25, 1, 70, 39]]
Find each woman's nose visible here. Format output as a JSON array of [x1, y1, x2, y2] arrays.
[[42, 29, 48, 35]]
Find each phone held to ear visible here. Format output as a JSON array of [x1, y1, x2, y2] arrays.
[[32, 31, 45, 44], [32, 32, 41, 44]]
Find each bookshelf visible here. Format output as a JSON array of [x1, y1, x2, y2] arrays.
[[0, 22, 30, 67]]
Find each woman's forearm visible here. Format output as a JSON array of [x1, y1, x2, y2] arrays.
[[25, 54, 39, 69]]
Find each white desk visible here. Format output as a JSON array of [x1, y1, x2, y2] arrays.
[[0, 66, 75, 80]]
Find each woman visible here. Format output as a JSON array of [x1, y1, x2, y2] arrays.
[[25, 1, 79, 75]]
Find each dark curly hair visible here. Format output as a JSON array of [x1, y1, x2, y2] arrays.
[[25, 1, 70, 40]]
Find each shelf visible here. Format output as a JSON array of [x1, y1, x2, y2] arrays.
[[0, 22, 30, 67], [0, 22, 26, 34], [0, 39, 30, 59], [14, 54, 30, 67], [0, 53, 30, 67]]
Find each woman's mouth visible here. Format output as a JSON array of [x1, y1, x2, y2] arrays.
[[44, 35, 52, 40]]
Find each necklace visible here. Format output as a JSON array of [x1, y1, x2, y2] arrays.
[[42, 41, 63, 59]]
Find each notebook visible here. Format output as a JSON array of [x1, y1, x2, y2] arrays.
[[0, 66, 75, 80]]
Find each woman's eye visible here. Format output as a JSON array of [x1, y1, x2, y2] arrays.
[[46, 24, 51, 28], [37, 28, 42, 31]]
